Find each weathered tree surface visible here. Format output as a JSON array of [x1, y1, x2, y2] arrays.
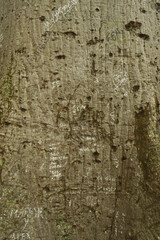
[[0, 0, 160, 239]]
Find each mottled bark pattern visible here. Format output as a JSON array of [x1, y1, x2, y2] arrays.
[[0, 0, 160, 239]]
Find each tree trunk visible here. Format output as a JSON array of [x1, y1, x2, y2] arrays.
[[0, 0, 160, 239]]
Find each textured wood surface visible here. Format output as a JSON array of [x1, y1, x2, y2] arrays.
[[0, 0, 160, 239]]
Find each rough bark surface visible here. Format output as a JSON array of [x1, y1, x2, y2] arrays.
[[0, 0, 160, 239]]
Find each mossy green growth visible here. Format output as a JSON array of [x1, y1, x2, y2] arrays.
[[55, 214, 72, 240]]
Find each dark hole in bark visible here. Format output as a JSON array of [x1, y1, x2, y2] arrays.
[[93, 151, 99, 157], [87, 40, 95, 45], [87, 38, 103, 45], [87, 96, 91, 101], [137, 33, 150, 40], [44, 186, 50, 192], [109, 52, 113, 57], [91, 59, 97, 76], [111, 146, 117, 152], [122, 155, 127, 161], [125, 21, 142, 31], [4, 121, 11, 126], [115, 118, 119, 124], [39, 16, 46, 21], [140, 8, 147, 13], [95, 159, 101, 163], [64, 31, 77, 38], [20, 107, 27, 112], [55, 55, 66, 59], [133, 85, 140, 92], [15, 47, 26, 54], [91, 53, 96, 57], [118, 47, 121, 54]]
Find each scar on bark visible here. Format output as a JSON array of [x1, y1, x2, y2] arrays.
[[125, 21, 142, 31], [137, 33, 150, 40], [87, 37, 104, 45], [155, 3, 160, 11], [39, 16, 46, 21], [91, 59, 98, 76], [63, 31, 77, 38], [55, 55, 66, 59]]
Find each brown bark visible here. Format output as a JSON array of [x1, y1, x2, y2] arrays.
[[0, 0, 160, 239]]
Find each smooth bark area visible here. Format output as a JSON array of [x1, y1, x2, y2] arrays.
[[0, 0, 160, 239]]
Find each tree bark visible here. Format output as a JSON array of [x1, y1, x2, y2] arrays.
[[0, 0, 160, 239]]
